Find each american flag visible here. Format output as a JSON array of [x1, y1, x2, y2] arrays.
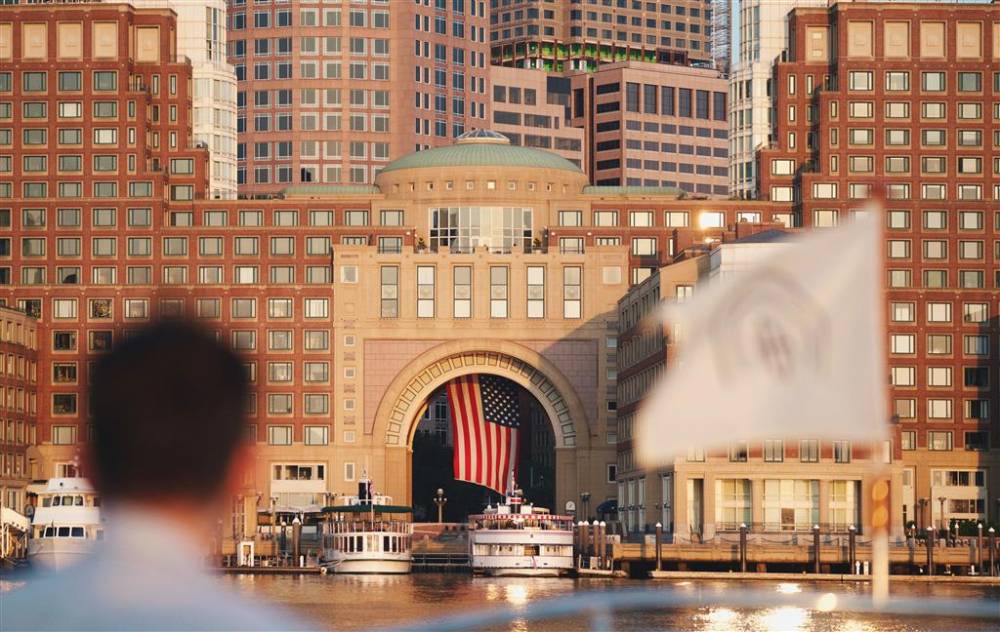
[[446, 375, 519, 494]]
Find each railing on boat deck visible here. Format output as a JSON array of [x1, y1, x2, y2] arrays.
[[469, 518, 575, 531], [324, 520, 411, 535]]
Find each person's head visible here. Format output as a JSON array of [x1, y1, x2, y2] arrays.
[[88, 320, 250, 505]]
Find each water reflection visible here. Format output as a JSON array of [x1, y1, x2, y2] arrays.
[[759, 606, 809, 631], [222, 575, 999, 631]]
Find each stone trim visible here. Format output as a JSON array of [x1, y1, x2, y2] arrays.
[[383, 350, 578, 449]]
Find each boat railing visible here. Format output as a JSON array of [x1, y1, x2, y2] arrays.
[[326, 520, 411, 535], [470, 518, 575, 532]]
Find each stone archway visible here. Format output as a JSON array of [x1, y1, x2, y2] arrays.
[[371, 340, 593, 514]]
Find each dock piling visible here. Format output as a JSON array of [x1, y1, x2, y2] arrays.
[[739, 523, 747, 573], [989, 528, 996, 576], [926, 527, 934, 576], [812, 525, 820, 574], [848, 525, 856, 574], [654, 523, 663, 572]]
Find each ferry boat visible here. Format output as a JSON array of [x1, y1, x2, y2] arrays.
[[468, 487, 575, 577], [28, 478, 103, 570], [319, 476, 412, 574]]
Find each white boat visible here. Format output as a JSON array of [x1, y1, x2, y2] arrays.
[[468, 487, 575, 577], [28, 478, 103, 571], [319, 477, 412, 574]]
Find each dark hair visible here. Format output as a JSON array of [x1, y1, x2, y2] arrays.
[[89, 320, 249, 501]]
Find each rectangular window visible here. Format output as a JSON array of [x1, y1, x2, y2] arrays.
[[380, 266, 398, 318], [417, 266, 435, 317], [526, 266, 545, 318], [763, 439, 784, 463], [563, 267, 582, 319], [928, 431, 952, 451], [453, 266, 472, 318], [799, 439, 819, 463], [490, 267, 508, 318]]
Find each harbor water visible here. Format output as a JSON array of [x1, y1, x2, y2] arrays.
[[222, 574, 1000, 631]]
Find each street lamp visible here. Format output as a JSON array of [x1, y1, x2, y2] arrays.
[[917, 498, 928, 532], [433, 488, 448, 523], [580, 491, 591, 521], [938, 496, 947, 533]]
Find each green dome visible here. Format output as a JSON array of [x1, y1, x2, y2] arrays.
[[379, 130, 582, 174]]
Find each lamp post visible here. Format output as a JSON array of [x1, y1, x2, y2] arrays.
[[580, 491, 591, 522], [917, 498, 928, 532], [937, 496, 947, 534], [433, 488, 448, 523], [977, 523, 984, 575]]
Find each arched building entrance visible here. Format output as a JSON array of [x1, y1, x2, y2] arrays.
[[410, 380, 555, 520], [369, 341, 593, 517]]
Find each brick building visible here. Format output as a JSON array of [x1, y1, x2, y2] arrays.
[[0, 306, 37, 517], [228, 0, 492, 196], [756, 1, 1000, 531]]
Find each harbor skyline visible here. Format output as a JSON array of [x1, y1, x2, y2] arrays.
[[0, 2, 999, 629]]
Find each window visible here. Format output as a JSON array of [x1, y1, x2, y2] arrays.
[[381, 266, 398, 318], [52, 426, 76, 445], [763, 440, 784, 463], [891, 334, 915, 354], [891, 367, 915, 387], [304, 426, 329, 446], [927, 334, 952, 355], [558, 211, 582, 227], [965, 432, 988, 452], [453, 266, 472, 318], [728, 442, 748, 462], [833, 441, 851, 463], [965, 334, 989, 357], [885, 71, 909, 91], [663, 211, 689, 228], [526, 266, 545, 318], [563, 267, 582, 319], [799, 440, 819, 463], [928, 399, 952, 419], [267, 425, 293, 446], [417, 266, 435, 317], [958, 72, 981, 92], [848, 71, 872, 91], [490, 267, 509, 318], [928, 431, 952, 451], [928, 366, 952, 387], [631, 237, 657, 256], [927, 302, 952, 323]]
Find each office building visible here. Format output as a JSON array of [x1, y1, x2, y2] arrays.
[[228, 0, 491, 196], [489, 65, 585, 168], [729, 0, 825, 198], [567, 62, 730, 194], [129, 0, 238, 199], [490, 0, 714, 69]]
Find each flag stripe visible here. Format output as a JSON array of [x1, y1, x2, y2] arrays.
[[445, 374, 519, 494]]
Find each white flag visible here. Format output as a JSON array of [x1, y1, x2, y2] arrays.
[[636, 218, 888, 466]]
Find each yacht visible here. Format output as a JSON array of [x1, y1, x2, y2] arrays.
[[319, 476, 412, 574], [28, 478, 103, 570], [468, 487, 575, 577]]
